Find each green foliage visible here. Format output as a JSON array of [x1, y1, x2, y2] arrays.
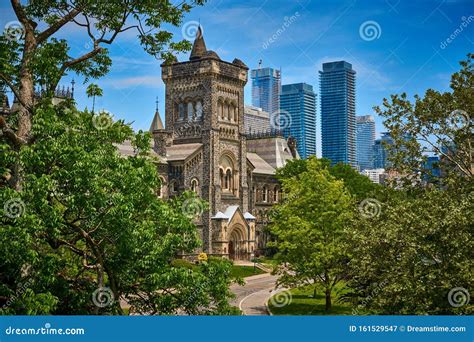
[[0, 100, 236, 315], [0, 0, 206, 100], [329, 162, 380, 201], [375, 53, 473, 186], [270, 158, 353, 310], [347, 188, 473, 315]]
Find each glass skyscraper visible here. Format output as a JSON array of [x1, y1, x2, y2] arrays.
[[356, 115, 375, 171], [251, 67, 281, 114], [280, 83, 317, 159], [319, 61, 356, 167], [373, 132, 393, 169]]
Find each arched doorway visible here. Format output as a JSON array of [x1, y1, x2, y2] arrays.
[[228, 225, 247, 260]]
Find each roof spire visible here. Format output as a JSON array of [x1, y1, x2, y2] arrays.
[[189, 25, 207, 61], [149, 96, 164, 132]]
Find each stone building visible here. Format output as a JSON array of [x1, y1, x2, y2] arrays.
[[145, 28, 298, 260]]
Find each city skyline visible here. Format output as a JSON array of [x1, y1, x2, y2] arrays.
[[1, 0, 472, 159]]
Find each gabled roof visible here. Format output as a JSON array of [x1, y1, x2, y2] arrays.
[[223, 205, 239, 223], [115, 140, 159, 158], [211, 211, 228, 220], [247, 152, 275, 175], [243, 212, 256, 220], [166, 143, 202, 162]]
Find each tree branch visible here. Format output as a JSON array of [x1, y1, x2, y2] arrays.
[[37, 7, 83, 44]]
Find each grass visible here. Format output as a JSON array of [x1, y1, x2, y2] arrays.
[[171, 259, 265, 278], [268, 283, 363, 315], [255, 256, 278, 270], [230, 265, 265, 278]]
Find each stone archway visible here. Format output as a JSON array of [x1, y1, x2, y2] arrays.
[[228, 224, 247, 260]]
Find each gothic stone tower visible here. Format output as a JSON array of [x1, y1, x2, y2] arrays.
[[160, 27, 255, 258]]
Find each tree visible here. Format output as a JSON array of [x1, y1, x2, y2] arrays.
[[328, 162, 380, 201], [346, 54, 474, 315], [347, 188, 473, 315], [375, 53, 473, 186], [86, 83, 103, 112], [0, 100, 238, 315], [0, 0, 205, 188], [270, 158, 353, 311]]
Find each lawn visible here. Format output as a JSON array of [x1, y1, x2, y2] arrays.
[[268, 284, 362, 315], [230, 265, 265, 278], [171, 259, 265, 278]]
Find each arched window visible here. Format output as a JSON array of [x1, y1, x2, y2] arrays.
[[191, 178, 199, 193], [220, 154, 235, 194], [233, 105, 238, 122], [218, 100, 223, 119], [170, 180, 178, 193], [187, 102, 194, 120], [262, 186, 268, 202], [178, 103, 185, 120], [273, 186, 279, 202], [220, 169, 225, 188], [227, 103, 232, 121], [195, 101, 203, 119], [225, 169, 232, 191]]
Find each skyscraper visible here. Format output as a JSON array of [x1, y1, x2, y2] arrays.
[[373, 132, 393, 169], [251, 67, 281, 114], [356, 115, 375, 171], [280, 83, 317, 159], [319, 61, 356, 167]]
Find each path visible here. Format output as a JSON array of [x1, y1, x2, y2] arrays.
[[230, 273, 279, 315]]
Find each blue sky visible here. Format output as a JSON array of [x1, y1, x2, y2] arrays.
[[1, 0, 473, 156]]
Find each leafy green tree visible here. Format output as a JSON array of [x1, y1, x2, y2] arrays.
[[0, 101, 237, 315], [375, 53, 473, 186], [270, 158, 353, 311], [276, 157, 379, 200], [85, 83, 103, 112], [347, 54, 474, 315], [329, 163, 380, 201], [0, 0, 205, 189], [347, 188, 473, 315]]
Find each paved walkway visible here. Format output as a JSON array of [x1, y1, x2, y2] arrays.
[[230, 273, 279, 315]]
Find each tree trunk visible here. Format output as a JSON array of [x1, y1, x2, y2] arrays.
[[11, 28, 36, 190], [325, 288, 332, 311]]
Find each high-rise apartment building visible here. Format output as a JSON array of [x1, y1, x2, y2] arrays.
[[356, 115, 375, 171], [319, 61, 356, 166], [280, 83, 317, 159], [251, 67, 281, 114]]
